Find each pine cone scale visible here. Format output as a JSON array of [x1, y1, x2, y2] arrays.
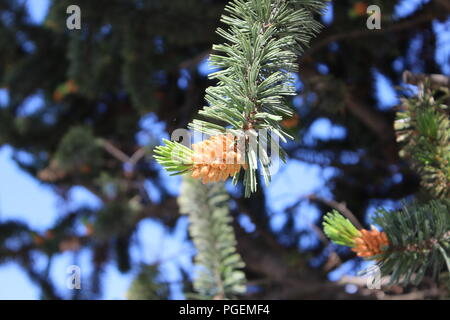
[[352, 227, 389, 258], [190, 134, 246, 184]]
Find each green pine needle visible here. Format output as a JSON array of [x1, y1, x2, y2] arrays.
[[154, 0, 327, 196], [395, 85, 450, 199], [373, 200, 450, 286], [178, 176, 246, 299], [323, 210, 361, 247], [153, 139, 194, 175]]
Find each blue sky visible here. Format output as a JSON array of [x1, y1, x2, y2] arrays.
[[0, 0, 449, 300], [0, 0, 195, 300], [0, 143, 194, 299]]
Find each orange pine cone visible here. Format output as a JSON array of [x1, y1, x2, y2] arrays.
[[66, 80, 79, 93], [352, 226, 389, 258], [190, 133, 246, 184], [53, 90, 63, 102], [281, 114, 300, 129], [354, 2, 368, 16]]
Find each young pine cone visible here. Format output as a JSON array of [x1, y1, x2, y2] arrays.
[[352, 226, 389, 258], [190, 134, 246, 184]]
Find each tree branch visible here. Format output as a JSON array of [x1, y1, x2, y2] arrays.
[[307, 194, 363, 229], [303, 4, 449, 59]]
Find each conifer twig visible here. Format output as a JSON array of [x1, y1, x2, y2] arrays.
[[154, 0, 328, 196]]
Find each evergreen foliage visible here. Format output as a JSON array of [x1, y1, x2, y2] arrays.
[[54, 126, 103, 171], [178, 177, 246, 299], [395, 84, 450, 199], [126, 264, 170, 300], [155, 0, 327, 196], [1, 0, 449, 300], [374, 200, 450, 286], [324, 200, 450, 286], [323, 79, 450, 288], [323, 210, 360, 247]]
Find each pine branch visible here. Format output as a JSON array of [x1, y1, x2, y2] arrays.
[[126, 264, 170, 300], [154, 0, 327, 196], [178, 176, 246, 299], [395, 83, 450, 199], [302, 5, 446, 59], [322, 77, 450, 289], [403, 71, 450, 90], [323, 200, 450, 287], [374, 200, 450, 286]]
